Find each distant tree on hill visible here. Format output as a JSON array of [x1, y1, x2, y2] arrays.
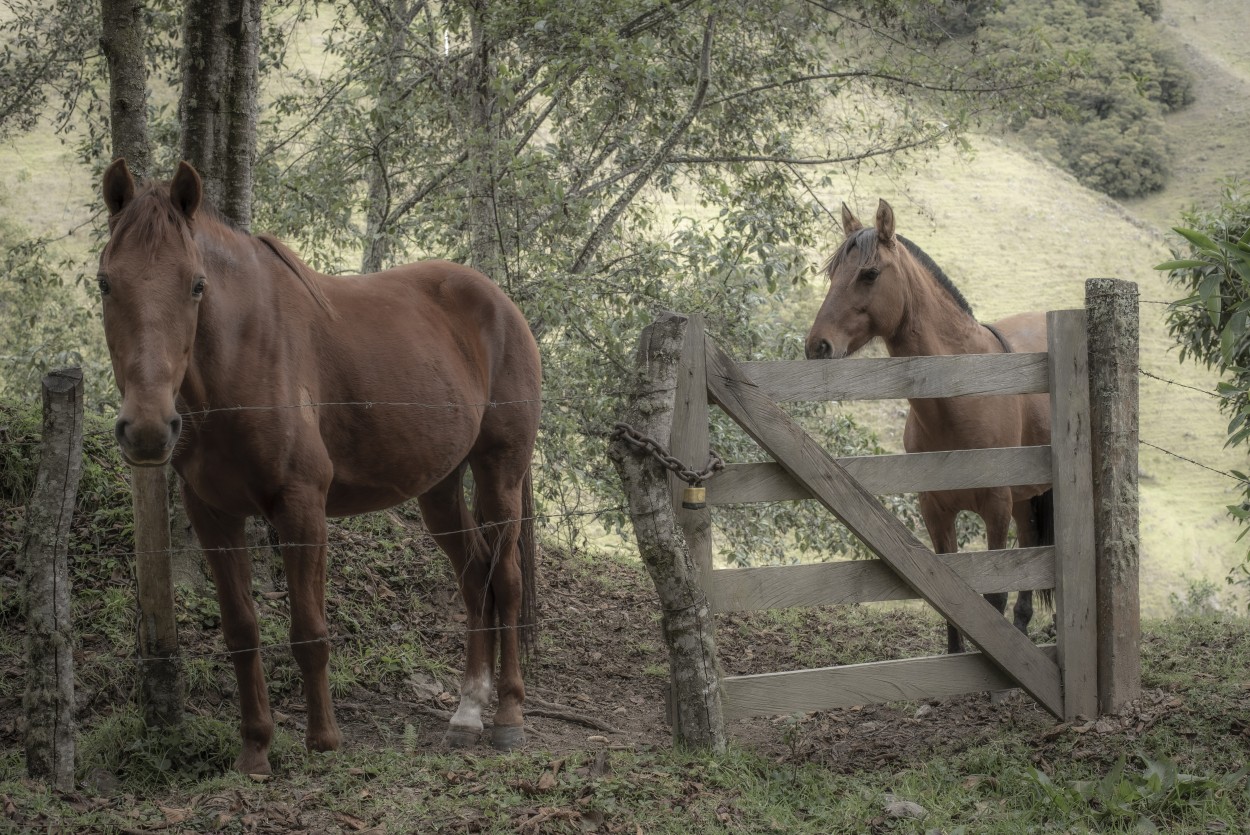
[[980, 0, 1193, 199], [1157, 182, 1250, 595]]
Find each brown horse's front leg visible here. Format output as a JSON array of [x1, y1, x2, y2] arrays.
[[183, 489, 273, 774], [271, 491, 341, 755]]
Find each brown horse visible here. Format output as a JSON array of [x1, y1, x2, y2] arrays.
[[98, 160, 542, 774], [805, 199, 1052, 655]]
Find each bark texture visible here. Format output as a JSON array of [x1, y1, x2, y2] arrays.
[[608, 313, 726, 752], [179, 0, 262, 228], [99, 0, 151, 177], [134, 465, 184, 727], [22, 369, 84, 790], [1085, 278, 1141, 712]]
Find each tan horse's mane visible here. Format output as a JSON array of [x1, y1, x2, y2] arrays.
[[823, 227, 975, 318], [106, 181, 334, 316]]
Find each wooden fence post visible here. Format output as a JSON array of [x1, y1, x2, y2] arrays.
[[1085, 278, 1141, 712], [133, 464, 184, 726], [608, 312, 726, 753], [22, 368, 84, 790]]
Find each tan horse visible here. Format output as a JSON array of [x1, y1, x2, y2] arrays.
[[98, 160, 542, 773], [805, 199, 1052, 654]]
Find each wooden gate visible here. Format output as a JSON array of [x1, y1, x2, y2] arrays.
[[665, 310, 1102, 723]]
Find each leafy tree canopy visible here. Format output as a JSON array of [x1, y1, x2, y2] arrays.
[[1158, 183, 1250, 589], [1, 0, 1075, 560]]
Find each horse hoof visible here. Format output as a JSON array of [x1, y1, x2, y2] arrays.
[[491, 724, 525, 751], [445, 726, 481, 749]]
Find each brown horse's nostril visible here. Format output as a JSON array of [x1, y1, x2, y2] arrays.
[[115, 418, 130, 446], [170, 414, 182, 438]]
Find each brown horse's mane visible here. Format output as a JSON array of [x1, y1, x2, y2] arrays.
[[823, 226, 974, 318], [106, 180, 334, 315]]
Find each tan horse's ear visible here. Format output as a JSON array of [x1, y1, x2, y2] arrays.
[[170, 161, 203, 220], [103, 158, 136, 217], [840, 202, 863, 236], [875, 199, 895, 246]]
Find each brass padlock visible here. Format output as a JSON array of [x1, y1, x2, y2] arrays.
[[681, 485, 706, 510]]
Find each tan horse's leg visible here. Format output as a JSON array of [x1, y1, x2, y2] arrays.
[[920, 494, 965, 654], [270, 489, 340, 754], [418, 468, 497, 747], [1010, 497, 1045, 634], [183, 488, 272, 774], [469, 460, 527, 750]]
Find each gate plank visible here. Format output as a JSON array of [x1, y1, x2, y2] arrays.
[[710, 546, 1055, 612], [709, 446, 1053, 503], [738, 353, 1049, 401], [1048, 310, 1099, 720], [704, 340, 1064, 718], [721, 646, 1058, 721]]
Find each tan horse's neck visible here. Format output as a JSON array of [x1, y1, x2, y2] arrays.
[[882, 245, 1000, 359]]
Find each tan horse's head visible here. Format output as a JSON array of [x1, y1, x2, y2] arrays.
[[804, 199, 909, 360], [98, 159, 207, 465]]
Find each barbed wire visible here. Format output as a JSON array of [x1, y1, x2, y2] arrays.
[[1139, 439, 1249, 487], [1139, 368, 1234, 401]]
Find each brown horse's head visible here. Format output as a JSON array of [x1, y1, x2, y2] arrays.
[[98, 159, 207, 465], [804, 199, 907, 360]]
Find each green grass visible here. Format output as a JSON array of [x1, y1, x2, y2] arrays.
[[2, 613, 1246, 833]]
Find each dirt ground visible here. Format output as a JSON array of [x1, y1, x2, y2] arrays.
[[0, 512, 1205, 800]]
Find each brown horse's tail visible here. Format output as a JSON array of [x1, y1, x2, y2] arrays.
[[468, 468, 538, 662], [1034, 489, 1055, 611], [519, 469, 538, 661]]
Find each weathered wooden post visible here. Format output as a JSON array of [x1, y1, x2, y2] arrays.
[[608, 312, 726, 752], [133, 465, 184, 726], [1085, 278, 1141, 712], [22, 368, 84, 790]]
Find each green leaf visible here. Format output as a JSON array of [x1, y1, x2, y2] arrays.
[[1174, 226, 1221, 253], [1154, 259, 1211, 271]]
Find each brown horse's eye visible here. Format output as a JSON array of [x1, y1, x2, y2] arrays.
[[192, 277, 206, 297], [97, 275, 110, 295], [859, 267, 880, 283]]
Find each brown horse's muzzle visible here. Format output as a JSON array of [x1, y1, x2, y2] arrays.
[[115, 412, 182, 466]]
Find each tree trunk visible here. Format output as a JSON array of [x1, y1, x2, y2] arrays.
[[99, 0, 151, 177], [360, 0, 416, 274], [608, 313, 726, 753], [101, 0, 187, 727], [463, 0, 507, 286], [179, 0, 262, 228], [22, 368, 84, 790]]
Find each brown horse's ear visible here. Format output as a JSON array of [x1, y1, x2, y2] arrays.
[[875, 199, 895, 246], [841, 202, 863, 237], [170, 161, 203, 220], [103, 158, 136, 217]]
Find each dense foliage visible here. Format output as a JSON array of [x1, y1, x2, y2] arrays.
[[979, 0, 1192, 198], [1158, 182, 1250, 589], [0, 0, 1074, 563]]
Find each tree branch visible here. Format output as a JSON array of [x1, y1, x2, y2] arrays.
[[569, 14, 715, 276]]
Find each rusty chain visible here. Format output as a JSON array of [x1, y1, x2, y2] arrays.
[[611, 422, 724, 486]]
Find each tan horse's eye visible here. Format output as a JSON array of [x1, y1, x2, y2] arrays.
[[858, 267, 880, 283], [192, 277, 206, 297]]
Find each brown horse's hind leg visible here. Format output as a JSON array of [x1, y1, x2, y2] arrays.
[[270, 489, 341, 755], [183, 488, 273, 775], [418, 467, 497, 747], [469, 458, 528, 750]]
